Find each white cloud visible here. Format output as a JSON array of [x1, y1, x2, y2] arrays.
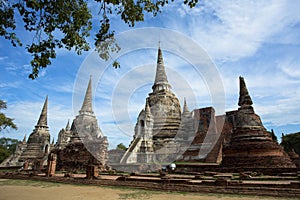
[[277, 57, 300, 78], [4, 63, 32, 77], [45, 83, 74, 94], [167, 0, 300, 61], [0, 56, 8, 61], [0, 81, 21, 89], [256, 90, 300, 127]]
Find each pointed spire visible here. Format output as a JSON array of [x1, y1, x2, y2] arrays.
[[70, 120, 77, 132], [51, 138, 54, 145], [145, 100, 151, 115], [80, 76, 94, 115], [238, 76, 253, 107], [152, 45, 171, 92], [37, 96, 48, 127], [65, 119, 70, 131], [182, 98, 190, 115], [22, 134, 27, 143]]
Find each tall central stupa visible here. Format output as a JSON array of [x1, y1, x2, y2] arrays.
[[120, 46, 182, 164], [147, 46, 182, 147]]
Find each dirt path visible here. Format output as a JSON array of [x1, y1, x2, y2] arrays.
[[0, 179, 294, 200]]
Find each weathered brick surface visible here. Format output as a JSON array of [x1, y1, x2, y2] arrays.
[[222, 77, 296, 169]]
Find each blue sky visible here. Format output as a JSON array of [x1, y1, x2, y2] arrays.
[[1, 1, 300, 149]]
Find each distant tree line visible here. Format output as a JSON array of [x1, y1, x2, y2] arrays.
[[281, 132, 300, 155]]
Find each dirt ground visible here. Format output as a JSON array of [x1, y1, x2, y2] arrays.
[[0, 179, 295, 200]]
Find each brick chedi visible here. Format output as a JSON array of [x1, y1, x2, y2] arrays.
[[0, 96, 52, 168], [53, 77, 109, 172], [20, 96, 51, 165], [221, 76, 296, 168], [120, 46, 182, 164], [149, 47, 182, 143], [178, 106, 221, 163]]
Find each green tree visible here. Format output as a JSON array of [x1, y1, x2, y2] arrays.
[[0, 137, 19, 163], [116, 143, 127, 151], [0, 146, 11, 163], [0, 0, 199, 79], [0, 100, 17, 132], [281, 132, 300, 155]]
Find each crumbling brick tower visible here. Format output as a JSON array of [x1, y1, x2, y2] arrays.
[[222, 76, 296, 168]]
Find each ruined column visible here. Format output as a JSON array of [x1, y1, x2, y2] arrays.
[[46, 153, 57, 177]]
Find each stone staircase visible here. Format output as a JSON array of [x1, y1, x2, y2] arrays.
[[19, 143, 44, 162]]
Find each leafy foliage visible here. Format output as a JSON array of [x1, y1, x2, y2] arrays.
[[0, 100, 17, 132], [0, 0, 199, 79], [281, 132, 300, 155], [0, 137, 19, 163], [0, 146, 11, 163], [116, 143, 127, 151]]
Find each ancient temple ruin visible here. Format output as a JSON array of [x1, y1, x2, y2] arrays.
[[0, 96, 52, 168], [118, 47, 298, 170], [120, 47, 190, 164], [1, 46, 298, 172], [178, 106, 223, 163], [1, 78, 109, 173], [52, 77, 109, 172], [221, 76, 295, 168], [173, 76, 296, 168], [119, 47, 226, 166]]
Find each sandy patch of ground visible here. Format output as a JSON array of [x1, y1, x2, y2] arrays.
[[0, 179, 294, 200]]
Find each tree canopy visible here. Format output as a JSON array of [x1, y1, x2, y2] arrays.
[[0, 100, 17, 132], [0, 137, 19, 163], [116, 143, 127, 151], [0, 0, 199, 79], [281, 132, 300, 155]]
